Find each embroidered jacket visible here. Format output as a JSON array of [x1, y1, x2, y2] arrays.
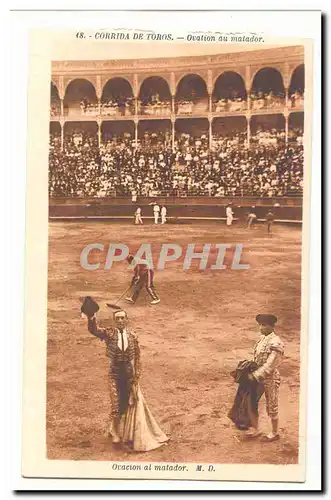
[[87, 317, 141, 382], [252, 331, 284, 382]]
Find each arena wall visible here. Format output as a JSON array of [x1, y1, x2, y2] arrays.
[[49, 197, 302, 222]]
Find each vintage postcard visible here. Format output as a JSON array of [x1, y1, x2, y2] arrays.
[[20, 10, 321, 485]]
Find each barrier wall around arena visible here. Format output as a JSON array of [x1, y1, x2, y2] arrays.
[[49, 197, 302, 223]]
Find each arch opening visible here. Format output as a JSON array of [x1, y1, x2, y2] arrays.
[[50, 82, 61, 116], [251, 68, 285, 110], [101, 78, 134, 117], [64, 79, 98, 117], [49, 122, 61, 152], [138, 77, 172, 116], [138, 119, 172, 151], [101, 120, 135, 149], [213, 72, 247, 113], [250, 114, 285, 145], [212, 117, 247, 148], [63, 121, 99, 150], [175, 118, 209, 152], [289, 112, 304, 144], [289, 65, 305, 108], [176, 74, 208, 115]]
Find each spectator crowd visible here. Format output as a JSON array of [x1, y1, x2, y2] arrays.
[[49, 128, 304, 199], [51, 89, 305, 118]]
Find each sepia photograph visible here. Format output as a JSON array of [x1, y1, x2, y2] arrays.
[[17, 10, 321, 483], [47, 42, 305, 466]]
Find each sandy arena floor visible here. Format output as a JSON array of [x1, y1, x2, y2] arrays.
[[47, 221, 302, 464]]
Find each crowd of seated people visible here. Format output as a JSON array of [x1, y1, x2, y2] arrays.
[[56, 87, 304, 118], [176, 92, 209, 115], [212, 131, 247, 150], [288, 126, 304, 144], [251, 128, 285, 146], [101, 96, 135, 117], [213, 90, 247, 113], [49, 130, 101, 197], [77, 97, 99, 116], [50, 99, 60, 117], [101, 130, 172, 152], [289, 90, 304, 108], [250, 90, 285, 110], [171, 132, 303, 197], [49, 131, 61, 151], [139, 93, 171, 116], [48, 128, 304, 199]]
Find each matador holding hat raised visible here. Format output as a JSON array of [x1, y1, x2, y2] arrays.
[[81, 297, 168, 451]]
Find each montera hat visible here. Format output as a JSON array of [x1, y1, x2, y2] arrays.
[[106, 303, 123, 311], [106, 303, 128, 318], [256, 314, 277, 326], [81, 296, 99, 317]]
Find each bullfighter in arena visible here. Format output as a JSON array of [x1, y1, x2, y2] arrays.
[[247, 210, 257, 229], [134, 207, 143, 225], [153, 203, 160, 224], [226, 203, 234, 226], [266, 210, 275, 234], [81, 298, 168, 451], [161, 205, 167, 224], [246, 314, 284, 441], [125, 254, 160, 305]]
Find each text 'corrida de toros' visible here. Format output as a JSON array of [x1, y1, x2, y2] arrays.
[[94, 33, 174, 41], [93, 33, 263, 43]]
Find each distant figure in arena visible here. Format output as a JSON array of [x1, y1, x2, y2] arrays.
[[226, 203, 234, 226], [125, 255, 160, 305], [161, 205, 167, 224], [134, 207, 143, 225], [266, 210, 275, 234], [247, 211, 257, 229], [153, 204, 160, 224]]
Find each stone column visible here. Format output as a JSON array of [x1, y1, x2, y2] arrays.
[[171, 117, 175, 152], [134, 117, 138, 149], [283, 62, 290, 109], [59, 76, 65, 117], [245, 65, 251, 111], [285, 113, 289, 144], [209, 117, 213, 149], [95, 75, 102, 119], [207, 69, 213, 114], [170, 72, 176, 114], [133, 73, 139, 117], [285, 87, 289, 109], [246, 114, 251, 147], [98, 121, 102, 147], [60, 120, 64, 151]]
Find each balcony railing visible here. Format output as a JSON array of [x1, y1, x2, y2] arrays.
[[101, 105, 134, 117], [50, 96, 305, 121], [139, 103, 171, 116]]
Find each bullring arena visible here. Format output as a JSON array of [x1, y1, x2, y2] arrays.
[[47, 44, 305, 464]]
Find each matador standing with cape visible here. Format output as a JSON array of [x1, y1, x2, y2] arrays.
[[81, 297, 168, 452]]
